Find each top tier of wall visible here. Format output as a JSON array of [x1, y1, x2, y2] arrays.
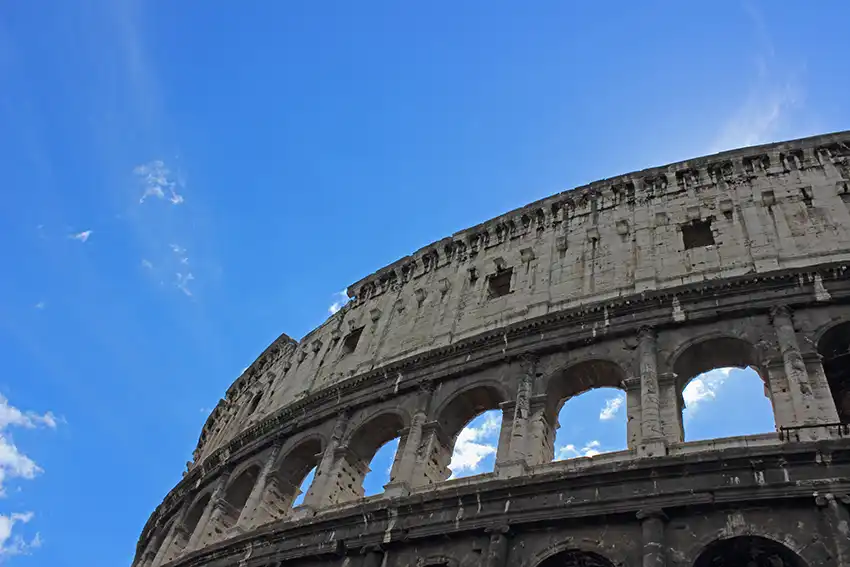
[[193, 131, 850, 463]]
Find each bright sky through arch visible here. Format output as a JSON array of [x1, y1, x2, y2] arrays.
[[0, 1, 848, 565]]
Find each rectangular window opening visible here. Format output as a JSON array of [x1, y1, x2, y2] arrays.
[[341, 327, 364, 355], [488, 268, 513, 298], [682, 219, 715, 250]]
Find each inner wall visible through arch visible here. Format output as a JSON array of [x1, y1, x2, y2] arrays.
[[682, 367, 775, 441]]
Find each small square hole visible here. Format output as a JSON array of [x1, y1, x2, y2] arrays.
[[488, 268, 513, 298], [341, 327, 363, 355], [682, 219, 715, 249]]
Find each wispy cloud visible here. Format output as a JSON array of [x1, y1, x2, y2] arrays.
[[0, 394, 58, 559], [683, 368, 734, 417], [134, 160, 184, 205], [448, 411, 501, 478], [68, 230, 92, 243], [599, 395, 624, 421], [176, 272, 194, 297], [33, 302, 46, 311], [0, 512, 40, 559], [140, 259, 153, 270], [709, 3, 808, 153], [556, 439, 602, 460], [328, 291, 350, 315]]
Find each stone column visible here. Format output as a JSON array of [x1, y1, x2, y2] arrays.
[[771, 305, 816, 424], [638, 327, 666, 457], [802, 351, 841, 424], [658, 372, 683, 445], [485, 526, 510, 567], [151, 523, 189, 567], [361, 546, 385, 567], [526, 394, 554, 466], [301, 412, 349, 511], [385, 385, 434, 497], [498, 356, 536, 478], [637, 508, 667, 567], [416, 421, 453, 485], [816, 493, 850, 567], [185, 471, 231, 551], [234, 441, 283, 529], [622, 377, 642, 450]]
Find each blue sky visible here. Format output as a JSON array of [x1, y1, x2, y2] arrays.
[[0, 1, 847, 565]]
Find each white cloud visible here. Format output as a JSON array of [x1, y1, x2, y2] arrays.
[[0, 512, 40, 558], [33, 302, 46, 311], [556, 439, 602, 460], [448, 412, 501, 478], [683, 368, 734, 416], [328, 291, 350, 315], [134, 160, 184, 205], [141, 259, 153, 270], [69, 230, 92, 243], [599, 395, 624, 421], [176, 272, 194, 297], [0, 395, 57, 560]]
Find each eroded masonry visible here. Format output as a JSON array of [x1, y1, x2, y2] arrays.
[[134, 132, 850, 567]]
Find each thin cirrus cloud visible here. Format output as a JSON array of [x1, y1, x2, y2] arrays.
[[598, 395, 624, 421], [134, 160, 185, 205], [0, 394, 58, 558], [68, 230, 92, 243], [682, 367, 734, 417]]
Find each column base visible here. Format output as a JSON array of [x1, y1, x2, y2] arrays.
[[637, 438, 668, 458], [496, 460, 530, 479], [383, 481, 411, 499]]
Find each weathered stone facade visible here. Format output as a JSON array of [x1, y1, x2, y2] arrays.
[[134, 132, 850, 567]]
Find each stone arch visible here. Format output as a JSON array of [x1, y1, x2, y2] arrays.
[[139, 515, 175, 566], [332, 411, 407, 504], [177, 490, 213, 552], [265, 436, 324, 516], [692, 535, 808, 567], [430, 382, 508, 480], [216, 464, 262, 531], [670, 334, 775, 440], [528, 544, 618, 567], [816, 320, 850, 422], [538, 359, 629, 462]]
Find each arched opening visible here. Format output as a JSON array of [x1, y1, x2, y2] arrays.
[[547, 360, 628, 462], [363, 438, 399, 496], [291, 467, 315, 508], [537, 549, 615, 567], [143, 517, 174, 566], [693, 536, 807, 567], [333, 412, 405, 504], [247, 393, 262, 415], [436, 385, 505, 481], [448, 410, 502, 479], [817, 322, 850, 423], [262, 438, 322, 521], [177, 492, 211, 552], [218, 465, 261, 530], [674, 337, 775, 442]]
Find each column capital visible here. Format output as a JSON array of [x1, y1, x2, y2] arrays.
[[658, 372, 678, 386], [529, 393, 549, 412], [769, 304, 793, 321], [638, 326, 656, 340], [484, 524, 511, 536], [519, 354, 540, 374], [636, 508, 667, 521]]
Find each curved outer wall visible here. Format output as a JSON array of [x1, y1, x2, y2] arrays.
[[135, 132, 850, 567]]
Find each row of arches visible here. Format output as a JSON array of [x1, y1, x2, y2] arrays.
[[146, 320, 850, 565]]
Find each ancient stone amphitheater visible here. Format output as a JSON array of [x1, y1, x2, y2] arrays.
[[134, 132, 850, 567]]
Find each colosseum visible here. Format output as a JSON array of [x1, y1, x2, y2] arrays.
[[133, 132, 850, 567]]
